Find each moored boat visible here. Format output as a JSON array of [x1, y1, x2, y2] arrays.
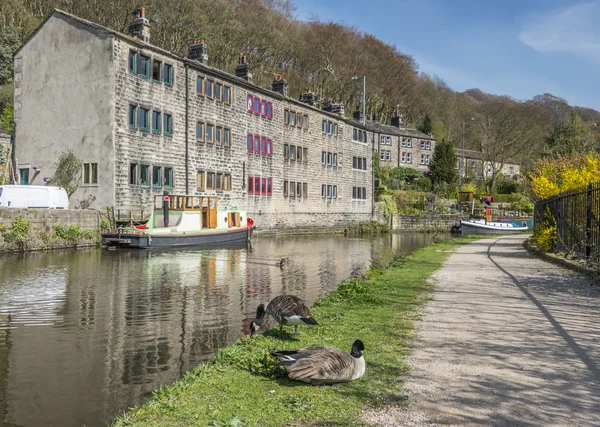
[[102, 194, 253, 248], [459, 219, 529, 235]]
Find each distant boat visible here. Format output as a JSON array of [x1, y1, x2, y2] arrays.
[[101, 194, 254, 249], [459, 219, 530, 235]]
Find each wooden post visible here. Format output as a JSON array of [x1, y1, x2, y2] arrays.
[[586, 183, 592, 260]]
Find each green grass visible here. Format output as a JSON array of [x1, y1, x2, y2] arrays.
[[110, 237, 478, 427]]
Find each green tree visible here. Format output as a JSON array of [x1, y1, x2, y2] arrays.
[[0, 102, 13, 131], [428, 138, 457, 189], [545, 111, 597, 155], [0, 27, 21, 86], [49, 150, 81, 197], [417, 113, 432, 135]]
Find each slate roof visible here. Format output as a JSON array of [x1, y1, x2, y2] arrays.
[[347, 119, 436, 140]]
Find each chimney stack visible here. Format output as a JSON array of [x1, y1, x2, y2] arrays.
[[391, 111, 404, 128], [299, 89, 317, 105], [353, 109, 361, 121], [372, 113, 377, 122], [325, 100, 345, 116], [189, 40, 208, 65], [128, 8, 150, 43], [235, 53, 253, 83], [271, 75, 288, 96]]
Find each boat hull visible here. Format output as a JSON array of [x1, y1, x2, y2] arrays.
[[460, 220, 529, 236], [102, 227, 251, 249]]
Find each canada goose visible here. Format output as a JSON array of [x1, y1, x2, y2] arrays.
[[266, 295, 318, 335], [249, 303, 265, 336], [275, 257, 289, 268], [271, 340, 365, 384]]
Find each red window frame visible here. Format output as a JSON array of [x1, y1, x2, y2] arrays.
[[267, 102, 273, 120], [261, 178, 267, 195], [247, 134, 253, 152], [267, 178, 272, 195], [261, 137, 267, 155], [248, 176, 254, 194], [254, 176, 261, 194], [253, 97, 260, 115], [247, 95, 253, 113], [267, 139, 273, 157], [260, 100, 266, 117], [254, 135, 260, 152]]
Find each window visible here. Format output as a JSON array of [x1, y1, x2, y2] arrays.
[[322, 151, 326, 165], [267, 139, 272, 156], [420, 154, 425, 165], [197, 122, 205, 142], [249, 177, 255, 194], [128, 105, 137, 128], [303, 148, 308, 163], [296, 146, 303, 162], [152, 111, 161, 133], [327, 152, 332, 166], [254, 176, 260, 194], [290, 145, 296, 161], [284, 144, 290, 159], [206, 124, 214, 143], [129, 163, 138, 185], [82, 162, 98, 185], [197, 171, 205, 190], [216, 173, 223, 190], [333, 185, 337, 199], [152, 166, 162, 187], [215, 82, 222, 102], [224, 174, 231, 191], [352, 186, 367, 200], [163, 64, 173, 86], [327, 185, 332, 198], [164, 167, 173, 187], [289, 110, 296, 126], [487, 163, 493, 173], [197, 76, 205, 95], [509, 166, 514, 176], [152, 59, 162, 82], [283, 180, 288, 197], [128, 50, 137, 73], [267, 102, 273, 120], [164, 114, 173, 135], [426, 155, 430, 165], [223, 86, 231, 105], [206, 172, 215, 189], [248, 95, 254, 113], [401, 152, 406, 163], [406, 152, 412, 164], [267, 178, 272, 195], [223, 129, 231, 147], [261, 100, 267, 117], [380, 150, 391, 161], [303, 114, 309, 129], [334, 123, 338, 136], [321, 184, 326, 198], [297, 112, 302, 128], [333, 153, 337, 166], [284, 109, 289, 125], [426, 141, 431, 150], [261, 137, 267, 155], [216, 126, 222, 145], [406, 138, 412, 148], [261, 178, 267, 195], [138, 54, 150, 78], [253, 135, 260, 152], [138, 107, 149, 131], [289, 181, 296, 197], [353, 129, 358, 141], [322, 120, 327, 134], [253, 97, 260, 115], [303, 183, 308, 198], [139, 164, 150, 186], [205, 79, 214, 99], [328, 121, 333, 135], [247, 134, 253, 152], [381, 135, 391, 145]]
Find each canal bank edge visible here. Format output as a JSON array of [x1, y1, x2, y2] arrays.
[[0, 208, 101, 252], [523, 237, 600, 280], [110, 236, 479, 427]]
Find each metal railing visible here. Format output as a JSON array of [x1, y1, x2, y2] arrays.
[[534, 183, 600, 262]]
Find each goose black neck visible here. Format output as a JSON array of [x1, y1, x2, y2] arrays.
[[351, 340, 364, 358]]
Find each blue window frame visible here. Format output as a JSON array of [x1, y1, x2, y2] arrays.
[[163, 64, 173, 86], [152, 111, 161, 133], [138, 54, 150, 78], [205, 79, 213, 98], [215, 83, 222, 101], [247, 134, 253, 152], [138, 107, 149, 131], [128, 50, 137, 74], [253, 98, 260, 115], [223, 86, 231, 104], [197, 122, 204, 142], [253, 135, 260, 152], [164, 167, 173, 188], [128, 105, 137, 128], [205, 124, 213, 142], [164, 114, 173, 135]]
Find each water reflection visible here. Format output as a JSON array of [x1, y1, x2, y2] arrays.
[[0, 232, 444, 427]]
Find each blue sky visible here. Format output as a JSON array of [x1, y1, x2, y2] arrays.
[[294, 0, 600, 110]]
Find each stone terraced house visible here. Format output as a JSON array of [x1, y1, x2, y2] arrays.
[[13, 8, 436, 230]]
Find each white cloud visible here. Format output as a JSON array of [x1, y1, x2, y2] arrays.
[[519, 2, 600, 61]]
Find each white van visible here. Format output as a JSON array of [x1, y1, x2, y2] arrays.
[[0, 185, 69, 209]]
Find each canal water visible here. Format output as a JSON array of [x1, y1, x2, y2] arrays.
[[0, 232, 443, 427]]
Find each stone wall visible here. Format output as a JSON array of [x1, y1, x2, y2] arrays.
[[0, 208, 100, 252], [392, 213, 459, 232]]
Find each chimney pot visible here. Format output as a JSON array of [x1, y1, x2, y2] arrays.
[[271, 75, 288, 96], [128, 8, 151, 43], [189, 40, 208, 65], [236, 53, 252, 82]]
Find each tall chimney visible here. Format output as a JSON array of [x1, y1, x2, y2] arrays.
[[235, 53, 253, 83], [189, 40, 208, 65], [353, 109, 361, 121], [391, 111, 404, 128], [128, 8, 150, 43], [271, 75, 288, 96], [325, 101, 345, 116]]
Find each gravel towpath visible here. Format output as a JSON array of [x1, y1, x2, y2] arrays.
[[363, 235, 600, 426]]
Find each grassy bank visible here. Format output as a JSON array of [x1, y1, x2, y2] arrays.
[[111, 237, 477, 427]]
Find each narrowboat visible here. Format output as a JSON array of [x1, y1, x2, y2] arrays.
[[458, 219, 529, 235], [102, 194, 254, 249]]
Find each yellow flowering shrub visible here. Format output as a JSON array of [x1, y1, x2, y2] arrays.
[[528, 153, 600, 200]]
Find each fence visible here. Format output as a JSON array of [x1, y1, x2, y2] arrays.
[[534, 183, 600, 262]]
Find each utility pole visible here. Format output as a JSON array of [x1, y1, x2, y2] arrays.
[[460, 117, 475, 188], [362, 76, 366, 126]]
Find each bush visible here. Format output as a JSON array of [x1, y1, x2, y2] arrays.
[[496, 180, 518, 194], [4, 217, 30, 249], [54, 225, 98, 243], [414, 176, 432, 192]]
